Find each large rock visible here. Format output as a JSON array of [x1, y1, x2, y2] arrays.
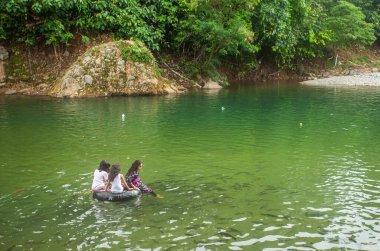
[[203, 79, 223, 89], [50, 40, 179, 97]]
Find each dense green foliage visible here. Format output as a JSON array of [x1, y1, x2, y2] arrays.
[[346, 0, 380, 38], [0, 0, 182, 49], [325, 1, 376, 48], [0, 0, 378, 71], [254, 0, 334, 65], [174, 0, 259, 76]]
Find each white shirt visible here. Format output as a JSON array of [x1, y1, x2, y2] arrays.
[[110, 174, 124, 193], [91, 169, 108, 191]]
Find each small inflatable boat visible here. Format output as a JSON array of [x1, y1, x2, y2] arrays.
[[92, 190, 141, 202]]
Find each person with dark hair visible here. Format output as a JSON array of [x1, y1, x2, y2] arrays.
[[105, 164, 134, 193], [126, 160, 159, 197], [91, 160, 111, 191]]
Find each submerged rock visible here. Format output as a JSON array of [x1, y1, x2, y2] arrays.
[[50, 40, 181, 97]]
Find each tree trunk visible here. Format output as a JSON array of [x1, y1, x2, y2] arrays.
[[334, 53, 339, 68], [333, 45, 338, 68], [27, 47, 32, 74]]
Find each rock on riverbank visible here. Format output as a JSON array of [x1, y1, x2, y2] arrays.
[[50, 40, 182, 97], [301, 72, 380, 86]]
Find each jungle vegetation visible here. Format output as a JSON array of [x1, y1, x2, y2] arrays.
[[0, 0, 379, 77]]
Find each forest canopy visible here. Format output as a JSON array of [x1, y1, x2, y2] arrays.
[[0, 0, 379, 69]]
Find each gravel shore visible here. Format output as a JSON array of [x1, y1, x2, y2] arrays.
[[301, 72, 380, 86]]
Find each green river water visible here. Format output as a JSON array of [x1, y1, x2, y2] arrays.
[[0, 83, 379, 250]]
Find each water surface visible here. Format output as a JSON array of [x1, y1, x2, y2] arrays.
[[0, 83, 380, 250]]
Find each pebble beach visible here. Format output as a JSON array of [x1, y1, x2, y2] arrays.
[[301, 72, 380, 86]]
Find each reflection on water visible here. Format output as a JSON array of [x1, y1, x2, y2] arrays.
[[0, 84, 380, 250]]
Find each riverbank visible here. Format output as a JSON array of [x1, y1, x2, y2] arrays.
[[0, 40, 380, 96], [3, 69, 380, 97]]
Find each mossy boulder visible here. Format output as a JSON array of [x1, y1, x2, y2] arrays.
[[50, 40, 180, 97]]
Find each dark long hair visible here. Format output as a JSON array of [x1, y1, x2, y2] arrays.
[[126, 160, 142, 177], [98, 160, 110, 172], [108, 164, 121, 182]]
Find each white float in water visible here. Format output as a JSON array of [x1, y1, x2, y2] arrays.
[[122, 114, 125, 121], [221, 106, 225, 111]]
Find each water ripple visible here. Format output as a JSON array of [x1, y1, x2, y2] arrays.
[[1, 87, 380, 249]]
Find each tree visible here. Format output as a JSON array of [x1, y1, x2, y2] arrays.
[[254, 0, 297, 66], [253, 0, 330, 67], [325, 0, 376, 46], [173, 0, 259, 78], [326, 1, 376, 46], [325, 1, 376, 65], [1, 0, 75, 46], [346, 0, 380, 39], [0, 0, 185, 51]]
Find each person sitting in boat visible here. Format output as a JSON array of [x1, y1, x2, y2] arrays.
[[105, 164, 137, 193], [125, 160, 159, 197], [91, 160, 110, 191]]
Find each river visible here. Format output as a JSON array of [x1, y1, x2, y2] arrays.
[[0, 83, 379, 250]]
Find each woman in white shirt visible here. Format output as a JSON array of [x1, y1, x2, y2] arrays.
[[91, 160, 110, 191], [105, 164, 134, 193]]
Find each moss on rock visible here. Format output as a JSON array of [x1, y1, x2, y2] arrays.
[[6, 51, 31, 82]]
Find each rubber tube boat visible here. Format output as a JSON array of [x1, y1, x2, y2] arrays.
[[92, 190, 141, 201]]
